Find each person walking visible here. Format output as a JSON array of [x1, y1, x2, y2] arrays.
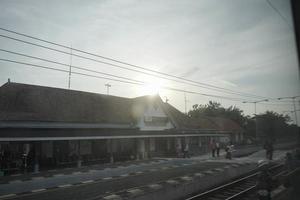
[[225, 142, 233, 159], [264, 140, 274, 160]]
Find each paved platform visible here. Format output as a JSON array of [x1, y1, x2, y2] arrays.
[[0, 144, 257, 184], [0, 159, 230, 199], [0, 159, 167, 184], [0, 148, 289, 200]]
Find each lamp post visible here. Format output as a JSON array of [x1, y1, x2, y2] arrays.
[[243, 99, 269, 142]]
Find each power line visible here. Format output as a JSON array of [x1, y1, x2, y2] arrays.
[[0, 49, 144, 84], [0, 57, 268, 102], [0, 49, 253, 100], [260, 102, 295, 106], [0, 58, 142, 85], [0, 34, 271, 99], [0, 34, 254, 97], [0, 28, 296, 104], [283, 109, 300, 113], [0, 28, 273, 100], [0, 38, 275, 101], [0, 48, 294, 106], [265, 0, 293, 30]]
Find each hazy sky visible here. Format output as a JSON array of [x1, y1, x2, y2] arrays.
[[0, 0, 299, 124]]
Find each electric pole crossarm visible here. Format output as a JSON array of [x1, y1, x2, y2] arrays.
[[105, 83, 111, 95], [278, 96, 299, 126]]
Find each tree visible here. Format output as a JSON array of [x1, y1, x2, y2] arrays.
[[188, 102, 296, 142], [256, 111, 292, 141], [188, 101, 246, 127]]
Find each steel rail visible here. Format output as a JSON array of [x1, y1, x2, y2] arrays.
[[186, 163, 284, 200]]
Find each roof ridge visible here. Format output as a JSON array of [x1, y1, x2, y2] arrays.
[[160, 102, 188, 129], [1, 81, 145, 100]]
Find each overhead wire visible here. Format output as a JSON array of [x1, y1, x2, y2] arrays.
[[0, 58, 147, 86], [0, 28, 296, 104], [0, 33, 273, 100], [0, 27, 274, 100], [0, 47, 295, 105], [260, 102, 295, 106], [265, 0, 293, 30], [0, 34, 260, 98], [0, 57, 269, 102], [0, 57, 295, 106], [0, 48, 144, 84]]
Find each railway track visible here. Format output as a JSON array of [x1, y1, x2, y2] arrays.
[[185, 163, 285, 200]]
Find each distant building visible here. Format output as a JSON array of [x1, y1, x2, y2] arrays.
[[0, 82, 243, 174]]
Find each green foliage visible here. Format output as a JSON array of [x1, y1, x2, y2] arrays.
[[188, 101, 246, 126], [188, 102, 296, 141], [256, 111, 292, 140]]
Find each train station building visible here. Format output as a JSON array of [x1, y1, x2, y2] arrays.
[[0, 82, 244, 174]]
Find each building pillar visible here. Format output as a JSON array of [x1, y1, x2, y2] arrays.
[[136, 139, 140, 160], [143, 138, 149, 160], [167, 138, 171, 151], [240, 132, 244, 142], [136, 138, 145, 160], [141, 139, 145, 159], [23, 143, 30, 173], [175, 137, 182, 155], [77, 140, 82, 168], [109, 139, 114, 164], [33, 142, 40, 173]]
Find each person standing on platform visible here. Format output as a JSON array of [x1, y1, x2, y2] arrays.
[[225, 142, 234, 159], [264, 140, 274, 160]]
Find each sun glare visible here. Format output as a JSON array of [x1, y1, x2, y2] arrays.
[[135, 75, 167, 96], [143, 83, 162, 95]]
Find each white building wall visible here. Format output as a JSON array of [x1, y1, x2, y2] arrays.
[[137, 103, 174, 131]]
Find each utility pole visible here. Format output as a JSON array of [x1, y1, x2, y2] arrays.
[[105, 83, 111, 95], [278, 96, 300, 126], [243, 99, 269, 142], [164, 96, 169, 103], [293, 97, 298, 126], [279, 96, 300, 147], [68, 45, 73, 89], [282, 109, 300, 121], [184, 91, 188, 114]]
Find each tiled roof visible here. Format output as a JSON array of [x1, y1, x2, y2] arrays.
[[0, 82, 133, 124], [161, 103, 217, 130], [0, 82, 243, 132]]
